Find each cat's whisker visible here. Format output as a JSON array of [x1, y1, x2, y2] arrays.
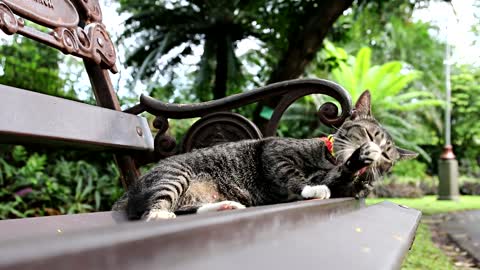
[[317, 131, 331, 137], [332, 137, 352, 145]]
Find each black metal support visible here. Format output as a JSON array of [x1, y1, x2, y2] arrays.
[[125, 79, 352, 163]]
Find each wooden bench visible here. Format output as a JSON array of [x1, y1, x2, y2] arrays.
[[0, 1, 421, 269]]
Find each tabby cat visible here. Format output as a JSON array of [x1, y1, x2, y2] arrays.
[[114, 90, 417, 221]]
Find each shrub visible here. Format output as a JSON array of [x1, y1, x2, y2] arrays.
[[0, 145, 123, 219], [392, 160, 428, 178], [372, 174, 480, 198]]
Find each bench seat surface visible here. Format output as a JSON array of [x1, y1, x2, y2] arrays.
[[0, 198, 421, 270]]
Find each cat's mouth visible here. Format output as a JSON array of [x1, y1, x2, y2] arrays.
[[355, 167, 368, 176]]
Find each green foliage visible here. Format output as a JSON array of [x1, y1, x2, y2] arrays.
[[392, 160, 428, 179], [117, 0, 374, 102], [329, 4, 447, 162], [312, 42, 443, 161], [118, 0, 257, 100], [402, 222, 458, 270], [0, 36, 76, 99], [0, 146, 122, 219], [367, 195, 480, 216], [451, 66, 480, 176]]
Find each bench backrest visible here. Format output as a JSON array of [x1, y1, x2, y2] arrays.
[[0, 0, 154, 188]]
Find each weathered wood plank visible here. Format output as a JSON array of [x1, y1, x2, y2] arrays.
[[0, 84, 154, 152], [0, 199, 421, 270]]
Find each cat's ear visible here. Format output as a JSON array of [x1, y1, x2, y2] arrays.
[[352, 90, 372, 119], [396, 147, 418, 160]]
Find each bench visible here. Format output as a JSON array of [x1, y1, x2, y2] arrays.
[[0, 1, 421, 269]]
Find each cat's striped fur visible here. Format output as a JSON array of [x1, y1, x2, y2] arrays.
[[114, 90, 417, 220]]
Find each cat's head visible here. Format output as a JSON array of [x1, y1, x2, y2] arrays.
[[333, 90, 417, 178]]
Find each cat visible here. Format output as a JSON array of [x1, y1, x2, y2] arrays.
[[113, 90, 417, 221]]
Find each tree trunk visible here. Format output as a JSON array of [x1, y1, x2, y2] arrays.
[[213, 34, 228, 100], [253, 0, 354, 133]]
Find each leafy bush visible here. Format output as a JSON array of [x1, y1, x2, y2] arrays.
[[392, 160, 428, 178], [312, 42, 444, 162], [0, 146, 123, 219], [372, 174, 480, 198]]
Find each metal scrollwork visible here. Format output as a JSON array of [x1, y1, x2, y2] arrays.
[[49, 23, 116, 72], [2, 0, 79, 28], [0, 1, 116, 72], [53, 27, 79, 54], [130, 79, 352, 127], [125, 79, 353, 158], [182, 112, 263, 152], [75, 0, 102, 23], [0, 2, 22, 35], [152, 116, 177, 158], [85, 23, 116, 71], [51, 23, 115, 71]]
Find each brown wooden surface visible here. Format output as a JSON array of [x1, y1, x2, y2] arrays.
[[0, 84, 153, 151], [0, 199, 421, 270], [84, 60, 142, 188]]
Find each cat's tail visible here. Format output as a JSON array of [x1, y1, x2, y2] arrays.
[[111, 193, 128, 211]]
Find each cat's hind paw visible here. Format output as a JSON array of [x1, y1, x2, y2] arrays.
[[142, 209, 176, 221], [197, 201, 246, 214], [301, 185, 331, 200]]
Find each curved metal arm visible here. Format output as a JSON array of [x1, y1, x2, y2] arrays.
[[125, 78, 352, 126], [125, 79, 352, 163]]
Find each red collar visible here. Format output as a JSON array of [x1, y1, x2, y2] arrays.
[[319, 135, 335, 157]]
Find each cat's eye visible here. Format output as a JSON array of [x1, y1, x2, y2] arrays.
[[382, 152, 391, 161]]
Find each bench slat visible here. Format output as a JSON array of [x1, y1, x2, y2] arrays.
[[0, 84, 154, 151], [0, 199, 420, 270]]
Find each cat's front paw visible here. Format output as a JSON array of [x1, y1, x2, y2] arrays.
[[348, 142, 382, 171], [142, 209, 176, 221], [301, 185, 331, 200], [359, 142, 381, 165]]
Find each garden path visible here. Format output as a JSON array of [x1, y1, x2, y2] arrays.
[[440, 210, 480, 264]]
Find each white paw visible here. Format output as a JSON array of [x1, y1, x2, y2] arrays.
[[142, 209, 176, 221], [197, 201, 246, 214], [301, 185, 331, 199], [360, 142, 381, 164]]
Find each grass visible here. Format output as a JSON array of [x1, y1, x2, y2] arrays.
[[367, 195, 480, 215], [401, 223, 457, 270], [366, 196, 480, 270]]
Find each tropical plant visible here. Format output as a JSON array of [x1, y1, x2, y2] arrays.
[[0, 145, 122, 219], [311, 42, 444, 161], [118, 0, 354, 112], [451, 65, 480, 176], [118, 0, 261, 101], [329, 3, 448, 148], [0, 36, 74, 98]]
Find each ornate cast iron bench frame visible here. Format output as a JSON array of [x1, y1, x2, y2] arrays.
[[0, 1, 421, 269]]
